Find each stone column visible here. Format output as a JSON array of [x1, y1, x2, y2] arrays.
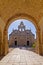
[[3, 30, 9, 55], [35, 31, 39, 54], [40, 30, 43, 55], [35, 30, 43, 55], [38, 30, 42, 55], [38, 17, 43, 55]]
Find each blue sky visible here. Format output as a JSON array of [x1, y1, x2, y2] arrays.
[[8, 19, 36, 39]]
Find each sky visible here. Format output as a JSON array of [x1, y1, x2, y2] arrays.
[[8, 19, 36, 39]]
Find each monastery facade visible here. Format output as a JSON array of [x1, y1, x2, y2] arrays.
[[9, 21, 35, 47]]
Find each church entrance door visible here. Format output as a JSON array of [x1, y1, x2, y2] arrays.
[[27, 41, 29, 46], [15, 41, 17, 46]]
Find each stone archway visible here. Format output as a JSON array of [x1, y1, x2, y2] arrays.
[[3, 13, 42, 55]]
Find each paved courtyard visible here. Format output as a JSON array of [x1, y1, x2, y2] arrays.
[[0, 47, 43, 65]]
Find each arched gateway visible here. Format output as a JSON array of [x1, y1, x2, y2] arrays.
[[3, 13, 42, 56]]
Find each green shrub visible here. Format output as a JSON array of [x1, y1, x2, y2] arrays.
[[32, 43, 36, 48]]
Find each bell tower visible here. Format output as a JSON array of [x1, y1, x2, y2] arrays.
[[18, 21, 26, 31]]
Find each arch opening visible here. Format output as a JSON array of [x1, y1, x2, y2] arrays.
[[3, 13, 41, 55], [8, 19, 36, 49]]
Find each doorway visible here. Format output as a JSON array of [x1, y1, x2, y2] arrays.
[[27, 41, 29, 46], [15, 41, 17, 46]]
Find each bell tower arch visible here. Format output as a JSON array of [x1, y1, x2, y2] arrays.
[[18, 21, 25, 31]]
